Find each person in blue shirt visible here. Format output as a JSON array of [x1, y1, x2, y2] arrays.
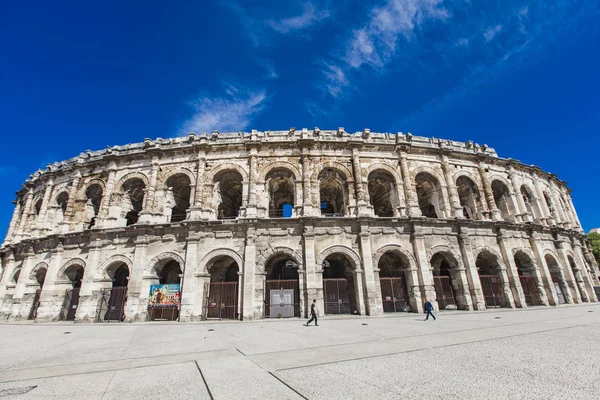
[[424, 300, 436, 321]]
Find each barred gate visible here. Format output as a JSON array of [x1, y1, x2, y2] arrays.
[[519, 276, 542, 306], [60, 288, 81, 321], [27, 289, 42, 320], [204, 282, 238, 320], [97, 287, 128, 322], [323, 278, 351, 315], [265, 280, 299, 318], [380, 277, 408, 313], [433, 276, 456, 310], [479, 275, 506, 308], [551, 276, 566, 304]]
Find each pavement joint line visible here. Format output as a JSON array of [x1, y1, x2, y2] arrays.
[[194, 361, 214, 400], [273, 320, 600, 372], [243, 313, 593, 357], [99, 371, 116, 400], [268, 372, 309, 400]]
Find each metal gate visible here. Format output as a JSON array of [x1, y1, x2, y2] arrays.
[[433, 276, 456, 310], [323, 278, 351, 315], [479, 275, 506, 308], [552, 277, 566, 304], [97, 287, 128, 322], [60, 288, 81, 321], [148, 307, 179, 321], [27, 289, 42, 320], [265, 280, 299, 318], [380, 277, 408, 313], [205, 282, 238, 320], [519, 276, 542, 306]]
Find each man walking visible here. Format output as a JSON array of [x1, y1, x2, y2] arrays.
[[424, 299, 436, 321], [305, 299, 319, 326]]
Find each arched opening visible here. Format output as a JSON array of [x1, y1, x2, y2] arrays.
[[120, 178, 146, 226], [148, 260, 183, 321], [378, 251, 410, 312], [28, 266, 47, 320], [319, 168, 348, 217], [543, 192, 558, 222], [214, 170, 243, 219], [476, 251, 509, 308], [430, 253, 464, 310], [61, 265, 85, 321], [165, 174, 191, 223], [368, 170, 398, 217], [545, 254, 567, 304], [55, 192, 69, 225], [456, 176, 481, 220], [12, 268, 21, 284], [520, 186, 535, 219], [206, 256, 240, 319], [85, 184, 103, 229], [103, 263, 129, 321], [568, 256, 587, 302], [34, 199, 43, 219], [491, 180, 513, 221], [264, 254, 300, 318], [514, 251, 543, 306], [266, 169, 295, 218], [415, 172, 444, 218], [322, 253, 358, 315]]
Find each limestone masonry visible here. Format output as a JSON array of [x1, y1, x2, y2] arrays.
[[0, 128, 598, 322]]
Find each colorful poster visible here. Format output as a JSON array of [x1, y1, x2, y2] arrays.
[[148, 284, 180, 308]]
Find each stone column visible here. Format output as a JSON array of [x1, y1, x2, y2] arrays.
[[532, 172, 553, 226], [10, 246, 36, 319], [242, 227, 257, 319], [16, 191, 34, 239], [64, 172, 82, 220], [441, 155, 462, 218], [496, 229, 527, 308], [245, 148, 258, 218], [194, 152, 206, 207], [4, 198, 23, 244], [353, 269, 366, 315], [75, 237, 103, 322], [357, 225, 382, 315], [125, 235, 150, 321], [457, 229, 486, 310], [454, 267, 474, 310], [0, 250, 16, 307], [529, 232, 559, 305], [554, 240, 578, 303], [394, 163, 407, 216], [303, 224, 322, 315], [297, 270, 306, 318], [37, 176, 55, 232], [573, 240, 597, 302], [507, 166, 531, 223], [399, 152, 421, 216], [410, 224, 437, 310], [478, 163, 501, 221], [351, 148, 371, 216], [301, 153, 315, 217], [35, 242, 64, 321], [566, 193, 583, 231], [98, 161, 118, 225], [180, 233, 200, 321]]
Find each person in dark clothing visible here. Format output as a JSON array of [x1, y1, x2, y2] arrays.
[[424, 300, 436, 321], [305, 299, 319, 326]]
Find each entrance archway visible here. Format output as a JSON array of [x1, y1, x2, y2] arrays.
[[28, 265, 47, 320], [61, 264, 84, 321], [514, 251, 543, 306], [322, 253, 357, 315], [430, 252, 463, 310], [377, 251, 410, 313], [264, 254, 300, 318], [148, 260, 182, 321], [476, 250, 509, 308], [104, 263, 129, 321], [545, 254, 567, 304], [206, 256, 239, 319]]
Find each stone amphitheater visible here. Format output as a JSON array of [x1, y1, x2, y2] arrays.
[[0, 128, 597, 323]]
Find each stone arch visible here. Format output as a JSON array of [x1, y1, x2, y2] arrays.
[[29, 262, 49, 281], [453, 169, 480, 185], [206, 163, 249, 183], [426, 245, 464, 269], [488, 174, 512, 190], [58, 258, 87, 280], [409, 165, 445, 184], [115, 171, 150, 190], [311, 161, 353, 182], [159, 167, 196, 189], [197, 248, 244, 275], [11, 266, 22, 283], [365, 163, 402, 185], [511, 247, 536, 263], [473, 246, 506, 269], [257, 246, 303, 272], [542, 248, 562, 265], [147, 251, 186, 277], [373, 244, 417, 271], [258, 161, 301, 183], [316, 245, 362, 270], [79, 178, 106, 198], [98, 254, 133, 279], [52, 187, 71, 204]]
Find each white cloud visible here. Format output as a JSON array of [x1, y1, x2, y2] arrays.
[[483, 24, 503, 42], [181, 85, 268, 134], [455, 37, 470, 47], [320, 61, 350, 98], [268, 2, 330, 34]]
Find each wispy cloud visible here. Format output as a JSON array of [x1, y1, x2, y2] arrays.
[[320, 61, 350, 98], [267, 2, 330, 34], [181, 84, 268, 134], [483, 24, 503, 42]]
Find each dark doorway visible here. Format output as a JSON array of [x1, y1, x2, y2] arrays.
[[378, 251, 409, 313], [514, 251, 543, 306], [205, 257, 239, 320], [265, 256, 300, 318], [104, 264, 129, 321], [322, 254, 357, 315], [476, 251, 508, 308], [61, 265, 84, 321]]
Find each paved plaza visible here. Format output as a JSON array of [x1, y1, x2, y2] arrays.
[[0, 304, 599, 399]]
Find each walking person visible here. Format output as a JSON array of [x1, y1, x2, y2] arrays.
[[424, 299, 436, 321], [305, 299, 319, 326]]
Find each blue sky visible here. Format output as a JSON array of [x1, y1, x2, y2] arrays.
[[1, 0, 599, 236]]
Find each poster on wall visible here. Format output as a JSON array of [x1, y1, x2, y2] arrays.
[[148, 284, 180, 308]]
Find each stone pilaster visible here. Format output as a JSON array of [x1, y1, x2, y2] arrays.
[[97, 161, 118, 227], [64, 172, 82, 220], [441, 154, 462, 218], [10, 246, 35, 319], [351, 147, 371, 216], [554, 239, 580, 303], [301, 151, 316, 217], [242, 226, 257, 319], [245, 148, 258, 217], [357, 225, 381, 315], [0, 250, 16, 309], [398, 152, 420, 216], [181, 233, 200, 321], [189, 150, 207, 220], [529, 232, 558, 305], [507, 166, 531, 223], [37, 176, 55, 233], [532, 172, 554, 226], [35, 242, 64, 321], [410, 223, 437, 310], [478, 163, 501, 221], [566, 193, 583, 232], [496, 229, 527, 308], [16, 191, 34, 240], [75, 237, 103, 322], [572, 239, 597, 302], [303, 224, 322, 316], [126, 234, 150, 321], [457, 228, 486, 310], [4, 198, 22, 244]]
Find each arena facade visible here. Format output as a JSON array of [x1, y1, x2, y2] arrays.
[[0, 128, 598, 323]]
